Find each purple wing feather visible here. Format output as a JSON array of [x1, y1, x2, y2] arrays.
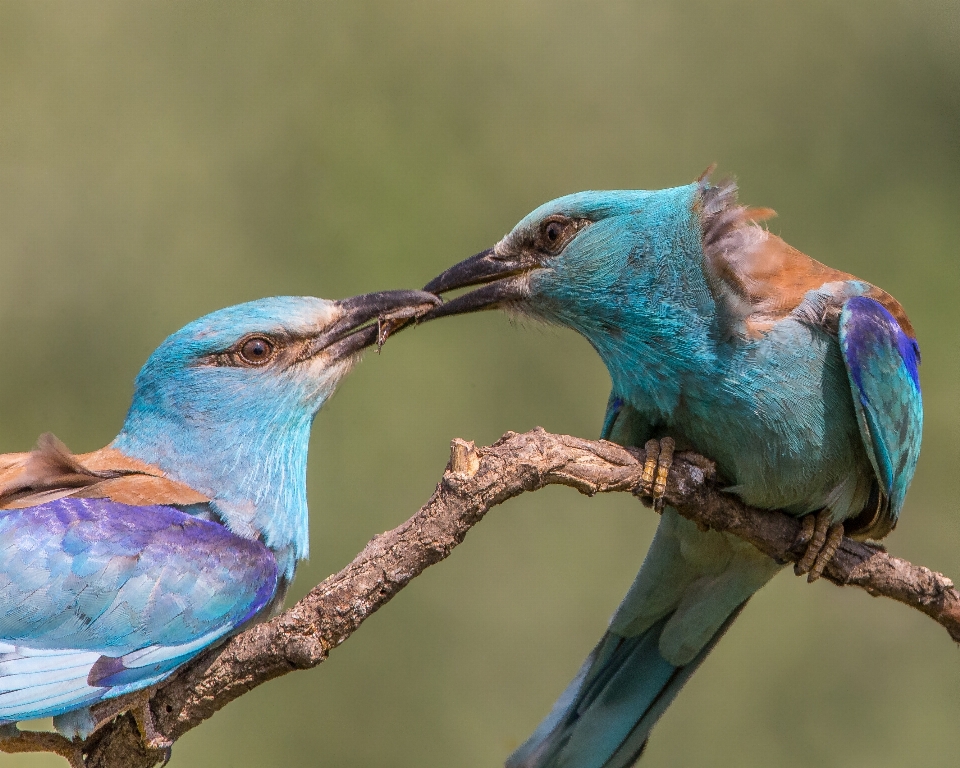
[[839, 296, 922, 535], [0, 497, 278, 722]]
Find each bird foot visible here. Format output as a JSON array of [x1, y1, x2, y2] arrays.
[[794, 510, 844, 583], [131, 692, 173, 758], [638, 437, 675, 513]]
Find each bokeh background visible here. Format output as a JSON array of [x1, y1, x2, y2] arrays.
[[1, 1, 958, 766]]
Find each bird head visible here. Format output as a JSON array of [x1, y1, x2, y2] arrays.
[[121, 291, 437, 426], [423, 183, 717, 412], [112, 290, 438, 576]]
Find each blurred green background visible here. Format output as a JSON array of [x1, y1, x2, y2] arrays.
[[1, 1, 958, 766]]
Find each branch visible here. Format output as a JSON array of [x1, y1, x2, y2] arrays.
[[3, 428, 957, 767]]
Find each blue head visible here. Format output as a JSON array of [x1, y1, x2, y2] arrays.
[[112, 291, 438, 579], [424, 182, 718, 415]]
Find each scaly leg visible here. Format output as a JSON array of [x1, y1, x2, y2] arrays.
[[794, 509, 844, 583], [131, 691, 173, 763], [639, 437, 675, 513]]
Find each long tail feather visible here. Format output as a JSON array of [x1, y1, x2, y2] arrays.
[[507, 603, 747, 768]]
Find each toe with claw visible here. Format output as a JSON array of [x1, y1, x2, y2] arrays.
[[132, 691, 174, 756], [794, 509, 844, 583], [638, 437, 675, 513]]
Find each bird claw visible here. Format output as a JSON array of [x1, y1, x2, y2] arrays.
[[638, 437, 675, 513], [794, 509, 844, 582], [131, 693, 173, 754]]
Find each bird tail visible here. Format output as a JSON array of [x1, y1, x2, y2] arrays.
[[506, 603, 746, 768]]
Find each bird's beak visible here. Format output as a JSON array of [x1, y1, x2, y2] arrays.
[[420, 248, 531, 319], [311, 290, 441, 360]]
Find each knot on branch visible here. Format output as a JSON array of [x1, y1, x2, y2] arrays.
[[448, 438, 480, 477]]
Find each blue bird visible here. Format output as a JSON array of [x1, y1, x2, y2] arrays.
[[423, 177, 922, 767], [0, 290, 437, 742]]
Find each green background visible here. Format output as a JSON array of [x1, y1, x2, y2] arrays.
[[1, 2, 958, 766]]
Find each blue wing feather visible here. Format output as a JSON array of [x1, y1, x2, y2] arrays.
[[839, 296, 922, 533], [0, 497, 278, 722], [600, 394, 626, 440]]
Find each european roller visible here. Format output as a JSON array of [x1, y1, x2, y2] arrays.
[[0, 289, 438, 742], [422, 177, 922, 767]]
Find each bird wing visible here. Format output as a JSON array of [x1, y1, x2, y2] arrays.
[[600, 392, 653, 444], [838, 295, 922, 537], [0, 433, 209, 510], [0, 497, 277, 722]]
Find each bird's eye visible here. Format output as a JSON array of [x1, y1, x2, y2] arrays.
[[237, 336, 275, 366], [538, 216, 578, 254]]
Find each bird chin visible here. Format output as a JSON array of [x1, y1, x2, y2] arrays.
[[299, 353, 359, 405]]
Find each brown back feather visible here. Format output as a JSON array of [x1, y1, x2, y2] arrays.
[[0, 433, 209, 509], [699, 180, 914, 339]]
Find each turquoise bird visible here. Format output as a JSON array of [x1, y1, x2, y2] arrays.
[[423, 177, 922, 767], [0, 290, 437, 742]]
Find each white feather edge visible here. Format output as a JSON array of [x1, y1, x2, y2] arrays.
[[0, 624, 229, 722]]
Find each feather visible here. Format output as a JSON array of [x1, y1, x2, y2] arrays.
[[0, 435, 209, 510], [839, 296, 923, 537], [698, 180, 914, 341], [0, 498, 278, 723]]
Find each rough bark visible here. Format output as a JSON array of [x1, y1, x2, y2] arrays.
[[2, 428, 957, 767]]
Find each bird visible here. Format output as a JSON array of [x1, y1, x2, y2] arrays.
[[0, 289, 438, 744], [421, 175, 922, 768]]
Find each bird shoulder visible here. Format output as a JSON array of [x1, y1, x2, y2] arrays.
[[699, 183, 913, 340], [0, 433, 209, 509]]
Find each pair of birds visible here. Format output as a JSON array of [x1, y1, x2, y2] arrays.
[[0, 175, 921, 768]]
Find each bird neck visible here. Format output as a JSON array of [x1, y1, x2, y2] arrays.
[[598, 322, 718, 418], [531, 187, 723, 420], [111, 405, 314, 582]]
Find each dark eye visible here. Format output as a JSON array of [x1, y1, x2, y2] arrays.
[[539, 216, 578, 253], [238, 336, 275, 366]]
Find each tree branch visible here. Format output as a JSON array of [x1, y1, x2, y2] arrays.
[[3, 428, 957, 767]]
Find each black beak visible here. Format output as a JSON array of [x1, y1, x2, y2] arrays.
[[421, 248, 531, 320], [423, 248, 527, 294], [313, 290, 441, 360]]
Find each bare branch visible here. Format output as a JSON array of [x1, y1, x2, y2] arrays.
[[3, 428, 957, 767]]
